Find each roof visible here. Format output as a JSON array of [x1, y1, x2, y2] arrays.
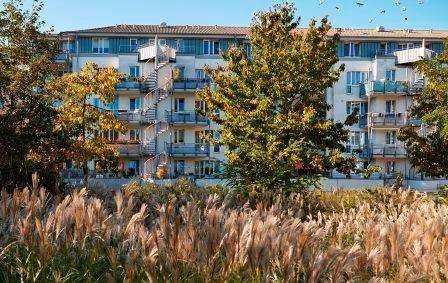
[[61, 24, 250, 37], [60, 24, 448, 41]]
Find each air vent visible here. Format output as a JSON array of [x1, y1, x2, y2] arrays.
[[376, 26, 385, 32], [160, 22, 167, 27]]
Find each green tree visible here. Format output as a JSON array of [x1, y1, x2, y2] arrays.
[[398, 40, 448, 178], [49, 62, 126, 188], [0, 0, 68, 191], [198, 3, 356, 194]]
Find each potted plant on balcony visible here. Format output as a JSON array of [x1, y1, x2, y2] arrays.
[[156, 165, 168, 179], [172, 67, 182, 82]]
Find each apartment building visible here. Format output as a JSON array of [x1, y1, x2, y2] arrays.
[[58, 24, 447, 180]]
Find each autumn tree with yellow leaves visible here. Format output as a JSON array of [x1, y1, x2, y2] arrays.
[[50, 62, 126, 188]]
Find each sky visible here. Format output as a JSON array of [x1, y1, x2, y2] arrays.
[[20, 0, 448, 32]]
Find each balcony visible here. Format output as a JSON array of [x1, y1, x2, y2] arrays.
[[370, 145, 406, 158], [407, 117, 422, 127], [368, 113, 405, 128], [166, 111, 209, 125], [173, 78, 211, 91], [366, 81, 408, 96], [394, 47, 435, 65], [115, 109, 156, 124], [166, 143, 210, 157]]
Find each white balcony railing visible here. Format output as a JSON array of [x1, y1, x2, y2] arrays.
[[394, 47, 435, 64], [138, 44, 176, 61]]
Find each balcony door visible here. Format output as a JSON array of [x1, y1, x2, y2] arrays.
[[174, 98, 185, 112], [130, 97, 140, 111], [174, 160, 185, 176], [385, 131, 397, 145], [174, 129, 185, 144], [385, 100, 396, 115]]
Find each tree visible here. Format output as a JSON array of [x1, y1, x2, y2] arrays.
[[198, 3, 356, 194], [0, 0, 68, 191], [398, 40, 448, 178], [49, 62, 126, 188]]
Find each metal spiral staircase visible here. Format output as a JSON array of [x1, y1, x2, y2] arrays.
[[140, 41, 175, 179]]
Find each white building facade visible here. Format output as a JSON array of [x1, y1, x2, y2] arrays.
[[58, 25, 447, 181]]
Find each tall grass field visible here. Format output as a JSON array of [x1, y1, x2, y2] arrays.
[[1, 181, 448, 282]]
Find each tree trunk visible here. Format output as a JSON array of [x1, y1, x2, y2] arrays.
[[82, 161, 89, 189]]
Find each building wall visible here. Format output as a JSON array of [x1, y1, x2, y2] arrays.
[[65, 32, 445, 180]]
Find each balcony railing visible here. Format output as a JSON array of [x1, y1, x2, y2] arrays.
[[118, 45, 139, 53], [115, 109, 156, 124], [111, 141, 156, 156], [394, 47, 435, 64], [165, 111, 209, 125], [166, 143, 210, 157], [116, 78, 143, 91], [368, 113, 405, 127], [138, 44, 176, 62], [366, 81, 408, 95], [173, 78, 211, 91], [370, 145, 406, 157], [55, 52, 69, 63]]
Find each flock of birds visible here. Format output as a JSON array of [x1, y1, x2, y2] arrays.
[[318, 0, 427, 23]]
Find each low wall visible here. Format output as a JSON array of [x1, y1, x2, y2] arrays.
[[319, 178, 385, 190], [66, 177, 447, 192]]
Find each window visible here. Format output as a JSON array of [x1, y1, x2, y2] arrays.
[[174, 130, 185, 143], [203, 40, 210, 55], [194, 160, 220, 177], [213, 41, 220, 55], [174, 98, 185, 112], [213, 131, 221, 153], [129, 129, 140, 141], [349, 131, 362, 146], [129, 66, 140, 78], [127, 160, 139, 176], [343, 42, 360, 57], [92, 38, 109, 54], [129, 97, 140, 111], [385, 131, 397, 145], [195, 100, 207, 112], [346, 71, 368, 94], [385, 100, 396, 114], [397, 43, 407, 51], [386, 69, 396, 81], [130, 38, 138, 52], [386, 161, 396, 174], [203, 40, 220, 55], [174, 160, 185, 176], [346, 102, 368, 115]]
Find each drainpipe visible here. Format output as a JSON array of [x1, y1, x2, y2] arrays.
[[75, 35, 79, 72]]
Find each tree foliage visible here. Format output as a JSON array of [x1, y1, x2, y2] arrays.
[[399, 40, 448, 178], [0, 0, 68, 191], [198, 3, 356, 193], [49, 62, 126, 187]]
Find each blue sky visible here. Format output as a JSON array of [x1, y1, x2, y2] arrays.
[[25, 0, 448, 32]]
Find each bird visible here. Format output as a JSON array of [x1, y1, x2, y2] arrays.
[[404, 17, 408, 21], [356, 2, 364, 6], [319, 0, 325, 5], [418, 0, 424, 4], [380, 9, 386, 14], [395, 0, 401, 5], [401, 7, 406, 11], [335, 5, 340, 10], [369, 18, 374, 23]]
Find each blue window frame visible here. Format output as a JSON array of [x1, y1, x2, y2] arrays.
[[129, 66, 140, 77]]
